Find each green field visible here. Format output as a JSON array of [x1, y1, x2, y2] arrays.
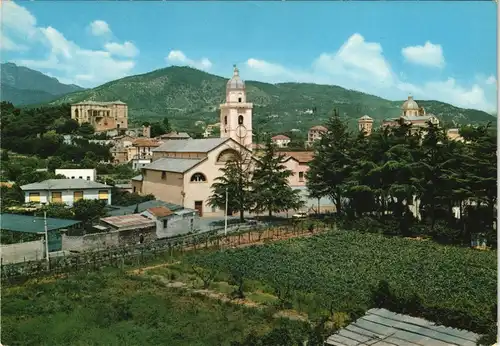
[[1, 271, 305, 346]]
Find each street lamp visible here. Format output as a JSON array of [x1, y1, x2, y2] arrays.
[[40, 202, 50, 269], [224, 187, 228, 236]]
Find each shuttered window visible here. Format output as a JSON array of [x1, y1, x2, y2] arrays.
[[29, 193, 40, 202], [98, 190, 109, 200], [51, 192, 62, 203], [73, 191, 83, 202]]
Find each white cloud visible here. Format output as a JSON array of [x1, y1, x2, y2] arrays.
[[401, 41, 445, 68], [89, 20, 111, 37], [104, 41, 139, 57], [243, 33, 495, 113], [166, 50, 212, 70], [2, 3, 137, 87], [485, 75, 497, 85], [1, 33, 28, 51]]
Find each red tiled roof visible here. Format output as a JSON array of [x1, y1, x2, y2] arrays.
[[309, 125, 327, 132], [279, 151, 314, 163], [272, 134, 290, 140], [132, 138, 161, 147]]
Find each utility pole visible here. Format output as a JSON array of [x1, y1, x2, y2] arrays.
[[224, 187, 228, 236], [44, 210, 50, 270]]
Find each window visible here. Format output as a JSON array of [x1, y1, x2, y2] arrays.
[[224, 116, 227, 125], [71, 176, 75, 179], [78, 176, 83, 179], [133, 186, 136, 193], [299, 172, 304, 182], [29, 192, 40, 203], [51, 192, 62, 203], [73, 191, 83, 202], [163, 219, 168, 228], [161, 171, 166, 180], [86, 176, 90, 181], [238, 97, 242, 103], [75, 109, 79, 117], [217, 149, 240, 163], [190, 173, 207, 182], [238, 115, 244, 125], [98, 190, 108, 202]]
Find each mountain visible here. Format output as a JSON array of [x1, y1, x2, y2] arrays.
[[49, 66, 496, 134], [1, 62, 85, 106]]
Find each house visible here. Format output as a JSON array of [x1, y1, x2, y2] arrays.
[[279, 151, 314, 187], [271, 134, 291, 148], [20, 179, 112, 206], [141, 205, 200, 238], [307, 125, 327, 146], [55, 168, 97, 181], [99, 214, 156, 244], [131, 138, 162, 169]]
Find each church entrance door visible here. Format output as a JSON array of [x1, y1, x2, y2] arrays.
[[194, 201, 203, 217]]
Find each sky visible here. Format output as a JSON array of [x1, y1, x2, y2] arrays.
[[1, 1, 497, 113]]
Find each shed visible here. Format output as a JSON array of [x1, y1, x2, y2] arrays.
[[325, 308, 480, 346], [0, 213, 81, 252]]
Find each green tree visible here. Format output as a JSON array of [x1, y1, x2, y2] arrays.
[[78, 122, 95, 137], [307, 109, 352, 214], [162, 117, 172, 133], [73, 199, 107, 227], [252, 137, 304, 216], [42, 203, 74, 219], [47, 156, 63, 172], [208, 151, 253, 222]]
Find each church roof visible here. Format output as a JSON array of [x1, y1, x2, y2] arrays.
[[402, 95, 419, 110], [153, 138, 229, 153], [227, 65, 245, 91], [359, 115, 373, 121], [143, 158, 205, 173]]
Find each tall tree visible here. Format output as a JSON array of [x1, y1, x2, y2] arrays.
[[307, 109, 352, 214], [251, 137, 304, 216], [208, 150, 254, 222]]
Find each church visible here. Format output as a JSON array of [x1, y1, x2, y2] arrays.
[[131, 66, 311, 217]]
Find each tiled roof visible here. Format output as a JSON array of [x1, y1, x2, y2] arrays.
[[272, 135, 290, 140], [132, 138, 161, 147], [325, 308, 479, 346], [143, 158, 205, 173], [147, 206, 174, 218], [100, 214, 155, 230], [309, 125, 327, 132], [278, 151, 314, 163], [159, 132, 191, 139], [153, 138, 229, 153], [107, 200, 183, 216], [0, 213, 81, 233], [21, 179, 111, 191]]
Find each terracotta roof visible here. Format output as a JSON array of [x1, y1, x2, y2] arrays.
[[279, 151, 314, 163], [309, 125, 327, 132], [272, 135, 290, 140], [147, 206, 174, 218], [132, 138, 161, 147]]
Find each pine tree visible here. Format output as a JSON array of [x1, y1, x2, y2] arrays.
[[251, 138, 304, 216]]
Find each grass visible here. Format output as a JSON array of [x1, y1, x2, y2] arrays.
[[1, 270, 307, 346]]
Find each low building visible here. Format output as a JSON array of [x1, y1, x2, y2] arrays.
[[157, 132, 192, 140], [99, 214, 157, 244], [325, 308, 480, 346], [20, 179, 112, 206], [106, 200, 184, 216], [114, 183, 133, 193], [279, 151, 314, 187], [271, 134, 291, 148], [141, 205, 200, 238], [131, 138, 162, 170], [55, 168, 97, 181]]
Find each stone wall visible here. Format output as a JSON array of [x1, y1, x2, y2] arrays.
[[1, 240, 45, 264], [61, 226, 156, 252]]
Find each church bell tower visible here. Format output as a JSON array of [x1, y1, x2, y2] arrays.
[[219, 65, 253, 149]]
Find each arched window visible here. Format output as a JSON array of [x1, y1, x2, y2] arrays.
[[224, 116, 227, 125], [75, 109, 79, 118], [190, 173, 207, 182], [238, 115, 243, 125], [217, 149, 240, 163]]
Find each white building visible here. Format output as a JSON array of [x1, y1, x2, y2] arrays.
[[55, 169, 97, 181], [20, 179, 112, 206], [141, 206, 200, 238], [271, 134, 291, 148]]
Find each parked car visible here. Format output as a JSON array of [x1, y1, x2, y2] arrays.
[[292, 212, 308, 219]]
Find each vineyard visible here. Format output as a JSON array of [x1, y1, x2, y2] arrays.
[[183, 230, 497, 336]]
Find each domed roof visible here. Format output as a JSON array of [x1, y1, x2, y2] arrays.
[[226, 65, 245, 91], [402, 95, 419, 110], [359, 115, 373, 121]]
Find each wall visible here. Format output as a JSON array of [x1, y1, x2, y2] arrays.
[[220, 102, 253, 149], [71, 103, 128, 132], [142, 210, 200, 238], [61, 226, 156, 252], [131, 179, 143, 194], [282, 157, 308, 187], [55, 169, 96, 181], [1, 239, 45, 264], [141, 170, 184, 205], [24, 188, 112, 206]]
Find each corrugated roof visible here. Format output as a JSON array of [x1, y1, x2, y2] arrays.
[[107, 200, 183, 216], [147, 206, 174, 218], [21, 179, 111, 191], [153, 138, 228, 153], [325, 308, 480, 346], [131, 175, 143, 181], [100, 214, 155, 230], [0, 213, 81, 233], [143, 158, 204, 173]]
